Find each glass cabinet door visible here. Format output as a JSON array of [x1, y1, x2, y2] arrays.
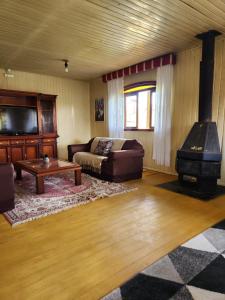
[[40, 99, 54, 134]]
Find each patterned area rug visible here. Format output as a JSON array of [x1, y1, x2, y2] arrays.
[[102, 219, 225, 300], [4, 172, 136, 226]]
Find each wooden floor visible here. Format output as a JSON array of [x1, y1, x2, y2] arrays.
[[1, 171, 225, 300]]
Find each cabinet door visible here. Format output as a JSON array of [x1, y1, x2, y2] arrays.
[[42, 145, 55, 158], [11, 146, 24, 163], [25, 145, 38, 160], [40, 98, 56, 134], [0, 147, 9, 162]]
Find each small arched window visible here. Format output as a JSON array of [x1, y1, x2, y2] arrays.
[[124, 81, 156, 131]]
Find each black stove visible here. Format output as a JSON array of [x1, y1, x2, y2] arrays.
[[176, 30, 222, 196]]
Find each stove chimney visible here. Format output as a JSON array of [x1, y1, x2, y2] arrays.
[[196, 30, 221, 122]]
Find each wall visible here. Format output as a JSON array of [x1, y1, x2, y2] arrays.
[[90, 77, 108, 137], [89, 37, 225, 183], [0, 69, 90, 159]]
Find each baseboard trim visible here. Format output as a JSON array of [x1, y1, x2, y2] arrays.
[[143, 166, 176, 176]]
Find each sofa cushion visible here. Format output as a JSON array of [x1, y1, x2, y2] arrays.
[[90, 137, 126, 153], [94, 139, 113, 156]]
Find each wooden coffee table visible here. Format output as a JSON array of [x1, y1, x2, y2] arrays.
[[14, 159, 82, 194]]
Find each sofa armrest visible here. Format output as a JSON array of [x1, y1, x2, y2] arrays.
[[68, 138, 94, 162], [102, 149, 144, 181], [67, 143, 89, 162], [108, 149, 144, 160]]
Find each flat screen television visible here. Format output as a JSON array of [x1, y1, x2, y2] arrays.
[[0, 106, 38, 135]]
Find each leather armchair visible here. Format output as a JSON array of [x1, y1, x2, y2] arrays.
[[0, 163, 15, 213]]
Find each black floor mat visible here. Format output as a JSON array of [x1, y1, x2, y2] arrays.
[[156, 180, 225, 200]]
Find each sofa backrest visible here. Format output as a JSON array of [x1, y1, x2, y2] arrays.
[[90, 137, 127, 153], [122, 139, 144, 151], [90, 137, 144, 153]]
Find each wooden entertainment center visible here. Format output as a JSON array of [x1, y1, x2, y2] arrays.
[[0, 89, 58, 163]]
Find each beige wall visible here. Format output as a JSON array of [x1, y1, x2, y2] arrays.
[[89, 37, 225, 183], [0, 69, 90, 159], [90, 77, 108, 137]]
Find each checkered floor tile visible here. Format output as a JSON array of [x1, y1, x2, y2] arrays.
[[101, 219, 225, 300]]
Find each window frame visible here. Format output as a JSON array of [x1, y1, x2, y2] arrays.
[[124, 81, 156, 132]]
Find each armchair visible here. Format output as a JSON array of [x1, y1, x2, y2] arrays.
[[0, 163, 15, 213]]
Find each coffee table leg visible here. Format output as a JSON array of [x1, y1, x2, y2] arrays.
[[36, 176, 44, 194], [75, 169, 81, 186], [15, 167, 22, 180]]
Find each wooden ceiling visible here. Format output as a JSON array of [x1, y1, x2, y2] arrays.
[[1, 0, 225, 80]]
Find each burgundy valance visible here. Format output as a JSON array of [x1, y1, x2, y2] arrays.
[[102, 53, 176, 83]]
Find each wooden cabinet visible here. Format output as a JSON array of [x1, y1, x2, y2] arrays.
[[0, 140, 10, 162], [25, 145, 39, 160], [11, 146, 24, 163], [38, 94, 57, 136], [40, 98, 56, 134], [25, 139, 39, 160], [0, 136, 58, 163], [42, 138, 57, 158], [0, 89, 58, 163], [42, 145, 54, 157], [0, 147, 8, 162]]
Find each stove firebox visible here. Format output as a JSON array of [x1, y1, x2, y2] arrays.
[[176, 30, 222, 196]]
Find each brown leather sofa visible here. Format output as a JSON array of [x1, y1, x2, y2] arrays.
[[0, 163, 15, 213], [68, 138, 144, 182]]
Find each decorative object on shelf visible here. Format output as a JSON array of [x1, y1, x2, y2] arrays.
[[95, 97, 104, 121], [43, 154, 50, 164]]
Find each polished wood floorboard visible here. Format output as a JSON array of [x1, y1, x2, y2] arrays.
[[1, 170, 225, 300]]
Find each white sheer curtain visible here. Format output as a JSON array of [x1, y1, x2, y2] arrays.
[[107, 77, 124, 138], [153, 64, 174, 167]]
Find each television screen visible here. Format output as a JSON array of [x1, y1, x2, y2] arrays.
[[0, 106, 38, 135]]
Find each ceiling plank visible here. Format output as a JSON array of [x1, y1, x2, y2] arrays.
[[0, 0, 225, 80]]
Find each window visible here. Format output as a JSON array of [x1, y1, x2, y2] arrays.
[[124, 81, 156, 131]]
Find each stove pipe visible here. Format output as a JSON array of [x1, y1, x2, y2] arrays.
[[196, 30, 221, 122]]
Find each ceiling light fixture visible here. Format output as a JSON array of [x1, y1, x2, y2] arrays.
[[4, 68, 14, 78], [62, 59, 69, 72]]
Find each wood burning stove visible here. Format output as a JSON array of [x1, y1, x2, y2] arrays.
[[176, 30, 222, 197]]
